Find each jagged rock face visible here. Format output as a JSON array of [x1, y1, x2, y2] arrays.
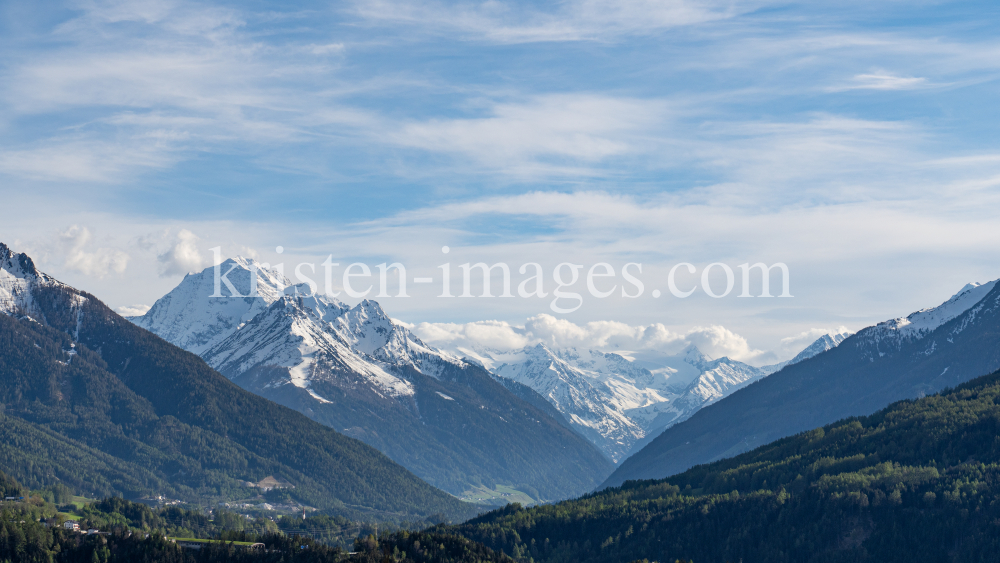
[[332, 299, 460, 377], [133, 258, 455, 399], [0, 242, 54, 317], [491, 345, 647, 463], [204, 295, 416, 402]]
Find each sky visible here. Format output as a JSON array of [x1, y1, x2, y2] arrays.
[[2, 0, 999, 365]]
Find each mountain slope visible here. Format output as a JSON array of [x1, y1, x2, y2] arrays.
[[448, 368, 1000, 563], [603, 278, 1000, 488], [0, 242, 474, 520], [470, 339, 839, 462], [135, 259, 613, 502]]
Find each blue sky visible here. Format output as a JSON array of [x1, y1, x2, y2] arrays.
[[2, 0, 1000, 363]]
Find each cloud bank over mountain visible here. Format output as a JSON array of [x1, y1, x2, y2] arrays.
[[407, 314, 850, 365]]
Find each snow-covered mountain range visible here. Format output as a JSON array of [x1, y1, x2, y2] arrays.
[[133, 258, 467, 405], [458, 330, 849, 462], [131, 255, 853, 465]]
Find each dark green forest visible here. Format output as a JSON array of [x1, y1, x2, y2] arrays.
[[0, 473, 509, 563], [447, 369, 1000, 562], [0, 283, 474, 521]]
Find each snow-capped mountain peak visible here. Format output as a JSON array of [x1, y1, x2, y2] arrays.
[[133, 257, 463, 398], [0, 243, 58, 317], [335, 299, 396, 356], [132, 257, 291, 355], [880, 280, 998, 338], [203, 293, 414, 401], [681, 345, 713, 370], [332, 299, 463, 376], [0, 243, 41, 280], [479, 340, 774, 462], [284, 284, 349, 323], [852, 279, 1000, 359], [788, 330, 853, 365]]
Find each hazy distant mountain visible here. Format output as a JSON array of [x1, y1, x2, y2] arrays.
[[603, 278, 1000, 488], [0, 242, 472, 521], [133, 258, 613, 502], [459, 334, 847, 463]]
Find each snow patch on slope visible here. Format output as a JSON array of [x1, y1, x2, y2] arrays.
[[0, 243, 65, 321], [854, 280, 999, 359], [205, 295, 414, 399], [890, 281, 997, 337]]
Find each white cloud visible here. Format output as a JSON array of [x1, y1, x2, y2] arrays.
[[117, 304, 152, 316], [390, 94, 669, 174], [157, 229, 205, 276], [411, 313, 773, 363], [5, 0, 998, 190], [58, 226, 130, 277], [0, 138, 177, 183], [411, 319, 533, 350], [830, 71, 929, 91], [307, 43, 346, 55], [382, 110, 935, 188], [350, 0, 758, 43], [0, 0, 354, 184]]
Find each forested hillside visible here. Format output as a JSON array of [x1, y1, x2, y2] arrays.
[[0, 274, 474, 520], [448, 368, 1000, 562], [0, 474, 510, 563]]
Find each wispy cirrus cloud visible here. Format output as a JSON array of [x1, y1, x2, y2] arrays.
[[0, 137, 178, 182], [388, 94, 673, 176], [0, 0, 357, 184], [3, 0, 1000, 191], [349, 0, 761, 43], [4, 0, 1000, 355], [828, 71, 930, 92]]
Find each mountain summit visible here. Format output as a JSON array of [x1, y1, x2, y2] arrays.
[[0, 242, 56, 316]]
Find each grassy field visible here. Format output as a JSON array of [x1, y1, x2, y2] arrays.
[[458, 484, 536, 506], [55, 495, 95, 521], [170, 538, 259, 546]]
